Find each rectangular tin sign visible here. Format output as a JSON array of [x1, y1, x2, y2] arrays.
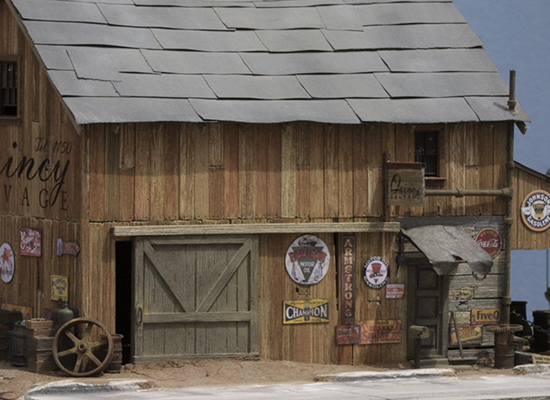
[[335, 324, 361, 345], [386, 284, 405, 299], [359, 320, 402, 344], [283, 299, 330, 324], [386, 163, 425, 207], [471, 308, 501, 325], [341, 236, 356, 325], [449, 325, 483, 347]]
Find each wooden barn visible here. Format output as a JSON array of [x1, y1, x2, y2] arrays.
[[0, 0, 540, 368]]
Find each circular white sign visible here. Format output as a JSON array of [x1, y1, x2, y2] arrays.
[[0, 243, 15, 283], [285, 235, 330, 285], [521, 190, 550, 232], [363, 257, 389, 289]]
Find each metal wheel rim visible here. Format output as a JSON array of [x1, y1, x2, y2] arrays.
[[52, 317, 115, 377]]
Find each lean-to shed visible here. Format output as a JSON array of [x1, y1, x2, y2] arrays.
[[0, 0, 531, 367]]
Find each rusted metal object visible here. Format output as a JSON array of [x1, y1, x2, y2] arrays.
[[53, 317, 114, 377], [487, 324, 523, 369], [409, 325, 429, 369]]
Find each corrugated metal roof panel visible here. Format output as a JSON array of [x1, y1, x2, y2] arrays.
[[11, 0, 106, 23], [48, 71, 119, 97], [190, 99, 360, 123], [354, 3, 466, 26], [214, 7, 325, 30], [348, 98, 479, 123], [240, 52, 388, 75], [324, 24, 483, 50], [379, 49, 497, 73], [67, 49, 121, 81], [24, 21, 162, 48], [65, 98, 202, 125], [316, 6, 363, 31], [297, 74, 388, 98], [142, 50, 251, 74], [152, 29, 267, 52], [375, 72, 509, 98], [466, 97, 530, 122], [204, 75, 310, 99], [113, 74, 216, 99], [256, 30, 333, 52], [98, 4, 228, 30]]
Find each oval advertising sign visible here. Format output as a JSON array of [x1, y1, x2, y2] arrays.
[[520, 190, 550, 232], [285, 235, 330, 286], [363, 256, 389, 289], [475, 228, 502, 258]]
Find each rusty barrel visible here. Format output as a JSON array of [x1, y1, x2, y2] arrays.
[[0, 323, 12, 360], [101, 333, 124, 373], [487, 324, 523, 369]]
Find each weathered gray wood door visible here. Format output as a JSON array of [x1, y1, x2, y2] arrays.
[[133, 235, 259, 363], [408, 264, 449, 359]]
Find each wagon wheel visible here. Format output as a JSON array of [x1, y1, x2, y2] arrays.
[[53, 317, 114, 377]]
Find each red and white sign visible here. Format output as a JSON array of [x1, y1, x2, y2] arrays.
[[363, 257, 389, 289], [285, 235, 330, 285], [386, 284, 405, 299], [475, 228, 502, 258]]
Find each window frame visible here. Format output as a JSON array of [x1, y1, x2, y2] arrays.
[[0, 55, 21, 122], [413, 127, 445, 184]]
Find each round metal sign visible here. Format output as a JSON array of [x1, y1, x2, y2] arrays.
[[285, 235, 330, 285], [0, 243, 15, 283], [475, 228, 502, 258], [363, 256, 389, 289], [520, 190, 550, 232]]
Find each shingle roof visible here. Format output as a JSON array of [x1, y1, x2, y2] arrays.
[[8, 0, 530, 125]]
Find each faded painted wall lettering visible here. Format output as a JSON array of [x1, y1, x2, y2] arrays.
[[1, 141, 71, 209]]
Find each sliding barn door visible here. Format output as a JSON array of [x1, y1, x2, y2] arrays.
[[133, 235, 259, 362]]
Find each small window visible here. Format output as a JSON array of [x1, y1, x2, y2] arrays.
[[0, 61, 18, 117], [415, 131, 438, 176]]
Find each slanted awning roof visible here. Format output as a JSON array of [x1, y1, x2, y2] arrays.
[[7, 0, 531, 126], [402, 225, 493, 277]]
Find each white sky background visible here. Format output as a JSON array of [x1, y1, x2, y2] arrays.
[[454, 0, 550, 318]]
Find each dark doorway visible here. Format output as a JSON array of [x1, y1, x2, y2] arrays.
[[116, 240, 132, 365]]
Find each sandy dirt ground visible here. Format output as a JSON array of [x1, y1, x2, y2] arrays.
[[0, 357, 520, 400]]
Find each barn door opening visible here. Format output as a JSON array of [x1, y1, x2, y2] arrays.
[[116, 240, 133, 365], [133, 235, 259, 363]]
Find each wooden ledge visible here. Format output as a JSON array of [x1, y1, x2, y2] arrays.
[[110, 222, 401, 237]]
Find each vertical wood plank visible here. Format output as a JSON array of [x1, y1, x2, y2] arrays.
[[281, 124, 296, 218]]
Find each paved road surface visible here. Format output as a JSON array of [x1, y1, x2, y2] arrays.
[[23, 373, 550, 400]]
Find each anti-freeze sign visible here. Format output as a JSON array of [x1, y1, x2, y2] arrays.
[[363, 256, 390, 289], [285, 235, 330, 285]]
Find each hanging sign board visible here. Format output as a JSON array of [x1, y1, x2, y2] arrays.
[[341, 236, 356, 325], [475, 228, 502, 258], [520, 190, 550, 232], [386, 162, 425, 207], [359, 320, 402, 344], [363, 257, 389, 289], [283, 299, 330, 324], [285, 235, 330, 285]]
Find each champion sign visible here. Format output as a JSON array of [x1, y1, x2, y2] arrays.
[[285, 235, 330, 285], [521, 190, 550, 232], [283, 299, 330, 324]]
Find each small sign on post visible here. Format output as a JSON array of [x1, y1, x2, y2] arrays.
[[386, 162, 425, 207]]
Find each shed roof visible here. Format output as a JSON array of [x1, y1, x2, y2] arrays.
[[7, 0, 530, 126]]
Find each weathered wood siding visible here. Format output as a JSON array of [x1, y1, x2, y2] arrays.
[[0, 1, 84, 319], [512, 166, 550, 250], [88, 121, 509, 223]]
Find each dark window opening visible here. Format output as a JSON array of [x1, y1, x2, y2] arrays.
[[0, 61, 18, 117], [116, 240, 133, 365], [415, 131, 438, 176]]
